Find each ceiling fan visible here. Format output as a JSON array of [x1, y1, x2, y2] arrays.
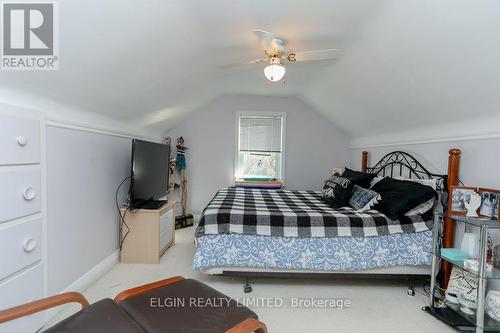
[[226, 30, 340, 83]]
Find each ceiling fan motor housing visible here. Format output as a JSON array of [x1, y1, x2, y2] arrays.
[[270, 38, 285, 57]]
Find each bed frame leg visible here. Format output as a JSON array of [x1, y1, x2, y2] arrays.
[[244, 278, 252, 293], [407, 278, 415, 296]]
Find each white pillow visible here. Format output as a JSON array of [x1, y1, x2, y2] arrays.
[[331, 167, 344, 176], [405, 198, 435, 215], [394, 176, 437, 190], [370, 176, 384, 188]]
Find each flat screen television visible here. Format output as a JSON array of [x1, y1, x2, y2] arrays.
[[129, 139, 170, 208]]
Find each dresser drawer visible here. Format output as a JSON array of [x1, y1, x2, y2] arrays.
[[0, 264, 44, 333], [159, 209, 174, 251], [0, 217, 42, 280], [0, 114, 40, 165], [159, 209, 174, 234], [160, 227, 173, 251], [0, 168, 41, 223]]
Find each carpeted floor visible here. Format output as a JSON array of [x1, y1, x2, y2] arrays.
[[48, 226, 454, 333]]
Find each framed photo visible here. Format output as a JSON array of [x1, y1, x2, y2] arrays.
[[449, 186, 478, 215], [478, 188, 500, 220]]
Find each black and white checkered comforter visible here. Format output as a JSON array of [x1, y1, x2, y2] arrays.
[[195, 187, 434, 238]]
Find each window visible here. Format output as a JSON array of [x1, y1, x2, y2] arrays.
[[235, 113, 285, 180]]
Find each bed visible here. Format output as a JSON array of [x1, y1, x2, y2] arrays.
[[193, 150, 461, 286]]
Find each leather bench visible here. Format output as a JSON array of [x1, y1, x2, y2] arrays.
[[0, 276, 267, 333]]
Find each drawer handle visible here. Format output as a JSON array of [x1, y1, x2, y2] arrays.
[[17, 136, 28, 147], [23, 238, 37, 253], [23, 187, 37, 201]]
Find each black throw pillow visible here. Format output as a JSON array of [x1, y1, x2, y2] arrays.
[[371, 177, 437, 219], [321, 175, 354, 208], [342, 167, 376, 189]]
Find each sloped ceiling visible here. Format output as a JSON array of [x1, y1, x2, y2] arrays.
[[1, 0, 499, 142]]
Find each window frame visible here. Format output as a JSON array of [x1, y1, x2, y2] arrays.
[[234, 111, 286, 181]]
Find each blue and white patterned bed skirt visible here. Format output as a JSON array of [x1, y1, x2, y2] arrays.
[[193, 231, 433, 272]]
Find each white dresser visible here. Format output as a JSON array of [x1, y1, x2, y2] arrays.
[[0, 114, 44, 333]]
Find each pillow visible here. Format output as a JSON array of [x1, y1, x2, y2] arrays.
[[349, 185, 381, 212], [331, 167, 344, 176], [371, 177, 437, 219], [405, 198, 435, 216], [321, 175, 354, 208], [368, 176, 436, 216], [393, 176, 437, 215], [394, 176, 437, 190], [342, 167, 376, 189], [370, 176, 384, 188]]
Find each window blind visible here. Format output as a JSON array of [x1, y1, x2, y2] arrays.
[[239, 116, 282, 152]]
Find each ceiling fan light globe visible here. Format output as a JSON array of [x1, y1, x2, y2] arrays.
[[264, 64, 285, 82]]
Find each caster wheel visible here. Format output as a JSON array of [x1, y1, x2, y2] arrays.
[[244, 285, 252, 293], [407, 288, 415, 296]]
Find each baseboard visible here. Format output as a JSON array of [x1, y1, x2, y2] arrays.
[[61, 249, 120, 294], [193, 214, 201, 226], [44, 250, 120, 325]]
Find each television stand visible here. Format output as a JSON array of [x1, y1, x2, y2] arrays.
[[120, 201, 176, 264], [133, 199, 167, 210]]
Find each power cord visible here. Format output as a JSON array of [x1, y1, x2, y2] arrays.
[[414, 278, 431, 297], [116, 176, 131, 251]]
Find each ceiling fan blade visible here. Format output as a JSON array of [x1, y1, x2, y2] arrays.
[[251, 29, 275, 52], [287, 48, 340, 62], [220, 58, 268, 69]]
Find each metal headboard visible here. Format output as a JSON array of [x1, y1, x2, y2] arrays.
[[365, 151, 448, 190]]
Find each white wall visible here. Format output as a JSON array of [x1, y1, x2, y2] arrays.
[[166, 95, 351, 214], [46, 126, 132, 295]]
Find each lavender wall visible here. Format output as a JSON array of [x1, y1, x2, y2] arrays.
[[350, 137, 500, 189], [166, 95, 351, 214], [46, 126, 131, 295], [351, 137, 500, 288]]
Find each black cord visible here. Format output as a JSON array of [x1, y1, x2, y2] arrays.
[[116, 176, 131, 251], [414, 278, 431, 297], [120, 207, 131, 251], [116, 176, 159, 250]]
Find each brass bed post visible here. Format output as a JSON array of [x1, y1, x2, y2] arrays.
[[443, 148, 461, 287], [361, 151, 368, 172]]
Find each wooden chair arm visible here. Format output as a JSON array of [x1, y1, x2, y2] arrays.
[[0, 292, 90, 324], [114, 276, 185, 302], [225, 317, 268, 333]]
